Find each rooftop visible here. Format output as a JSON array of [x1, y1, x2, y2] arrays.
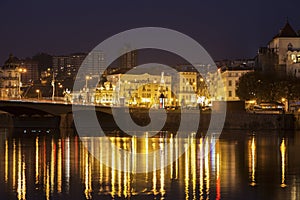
[[274, 21, 299, 38]]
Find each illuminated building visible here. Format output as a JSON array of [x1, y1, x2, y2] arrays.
[[119, 44, 137, 69], [86, 50, 106, 75], [174, 64, 212, 107], [208, 66, 253, 101], [257, 20, 300, 77], [53, 53, 87, 80], [18, 59, 38, 85], [175, 71, 198, 107], [105, 73, 172, 107], [286, 49, 300, 78], [0, 54, 27, 98], [94, 81, 114, 105]]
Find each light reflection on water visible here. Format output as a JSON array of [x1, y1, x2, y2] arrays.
[[0, 129, 300, 199]]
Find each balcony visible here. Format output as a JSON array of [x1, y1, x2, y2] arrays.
[[1, 77, 18, 80]]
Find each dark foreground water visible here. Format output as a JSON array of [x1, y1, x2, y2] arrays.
[[0, 128, 300, 200]]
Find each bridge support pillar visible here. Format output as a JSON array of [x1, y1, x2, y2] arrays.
[[60, 113, 74, 128], [0, 112, 13, 128]]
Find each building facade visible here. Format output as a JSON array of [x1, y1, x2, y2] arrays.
[[286, 48, 300, 77], [85, 50, 106, 76], [256, 21, 300, 77], [0, 55, 23, 98], [208, 67, 253, 101], [175, 72, 198, 107], [53, 53, 87, 80], [119, 45, 137, 70], [19, 59, 38, 85], [105, 73, 172, 107], [174, 64, 212, 107]]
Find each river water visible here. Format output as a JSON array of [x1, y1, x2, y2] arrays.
[[0, 128, 299, 200]]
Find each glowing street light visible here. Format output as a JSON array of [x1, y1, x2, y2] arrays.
[[36, 89, 41, 100], [85, 75, 92, 103], [52, 72, 55, 101], [85, 75, 92, 89], [18, 68, 27, 98]]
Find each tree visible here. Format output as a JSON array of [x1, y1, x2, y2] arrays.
[[236, 72, 263, 101], [236, 71, 300, 103]]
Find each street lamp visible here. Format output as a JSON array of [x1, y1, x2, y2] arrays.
[[18, 68, 27, 98], [85, 75, 92, 89], [51, 72, 55, 101], [85, 75, 92, 103], [36, 89, 40, 100]]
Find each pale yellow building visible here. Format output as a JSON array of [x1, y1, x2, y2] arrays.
[[286, 50, 300, 77], [106, 73, 172, 107], [268, 22, 300, 66], [174, 72, 198, 107], [258, 21, 300, 77], [208, 67, 253, 101], [94, 82, 114, 105], [0, 55, 25, 98]]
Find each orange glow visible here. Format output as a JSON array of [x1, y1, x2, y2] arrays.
[[249, 136, 256, 186], [5, 139, 8, 183], [35, 137, 39, 185], [216, 153, 221, 200], [280, 139, 287, 188]]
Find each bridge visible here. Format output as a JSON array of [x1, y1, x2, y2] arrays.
[[0, 100, 117, 129], [0, 100, 296, 131], [0, 100, 113, 116], [0, 99, 184, 131]]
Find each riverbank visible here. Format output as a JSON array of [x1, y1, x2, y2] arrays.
[[0, 110, 298, 131], [61, 110, 296, 131]]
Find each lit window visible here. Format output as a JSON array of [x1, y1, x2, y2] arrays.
[[297, 55, 300, 63], [291, 54, 296, 63]]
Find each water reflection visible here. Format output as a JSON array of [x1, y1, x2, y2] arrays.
[[248, 135, 256, 186], [5, 139, 8, 183], [17, 141, 26, 200], [0, 129, 300, 199], [280, 138, 287, 188]]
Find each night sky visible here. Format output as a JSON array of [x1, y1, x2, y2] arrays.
[[1, 0, 300, 64]]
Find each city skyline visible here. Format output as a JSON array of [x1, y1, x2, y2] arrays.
[[1, 0, 300, 64]]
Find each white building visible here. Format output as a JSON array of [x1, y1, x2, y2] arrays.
[[286, 49, 300, 77], [0, 55, 25, 98], [208, 67, 253, 101], [174, 71, 198, 107], [257, 21, 300, 77], [106, 72, 172, 107]]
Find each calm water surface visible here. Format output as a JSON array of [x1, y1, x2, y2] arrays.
[[0, 128, 300, 200]]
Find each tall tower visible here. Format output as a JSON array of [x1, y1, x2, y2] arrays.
[[87, 50, 106, 76], [120, 44, 137, 69], [19, 59, 39, 85]]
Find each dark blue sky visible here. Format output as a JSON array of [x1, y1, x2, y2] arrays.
[[1, 0, 300, 64]]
